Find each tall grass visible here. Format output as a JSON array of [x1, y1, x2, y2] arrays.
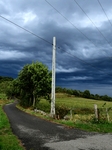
[[32, 94, 112, 132], [0, 96, 24, 150], [16, 93, 112, 133], [56, 95, 112, 108]]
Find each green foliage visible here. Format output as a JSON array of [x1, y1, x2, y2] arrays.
[[101, 95, 112, 101], [94, 94, 101, 100], [83, 90, 90, 98], [0, 76, 13, 83], [73, 108, 94, 115], [0, 81, 13, 94], [55, 87, 64, 93], [0, 102, 24, 150], [74, 121, 112, 133], [35, 100, 51, 113], [56, 95, 112, 122], [5, 79, 20, 100], [0, 76, 14, 100], [73, 90, 80, 97], [56, 87, 112, 102], [7, 62, 51, 107], [17, 94, 112, 133], [84, 102, 112, 126], [0, 93, 7, 100], [55, 105, 70, 119]]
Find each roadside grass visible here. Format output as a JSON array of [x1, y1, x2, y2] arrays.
[[0, 93, 7, 100], [74, 122, 112, 133], [0, 96, 24, 150], [17, 94, 112, 133]]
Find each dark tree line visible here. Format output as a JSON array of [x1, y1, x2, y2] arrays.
[[0, 76, 13, 83], [1, 65, 112, 106], [56, 87, 112, 102]]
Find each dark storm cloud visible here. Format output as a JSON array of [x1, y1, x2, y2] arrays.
[[0, 0, 112, 96]]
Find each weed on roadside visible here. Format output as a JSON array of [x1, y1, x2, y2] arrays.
[[0, 99, 24, 150]]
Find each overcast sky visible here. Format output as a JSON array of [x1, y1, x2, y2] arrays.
[[0, 0, 112, 96]]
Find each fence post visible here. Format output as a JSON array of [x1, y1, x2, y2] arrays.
[[106, 108, 110, 122], [94, 104, 98, 121], [70, 109, 73, 120]]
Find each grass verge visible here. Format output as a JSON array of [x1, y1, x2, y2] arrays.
[[0, 99, 24, 150], [17, 103, 112, 133]]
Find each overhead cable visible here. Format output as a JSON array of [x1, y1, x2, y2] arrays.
[[45, 0, 96, 47], [73, 0, 111, 47], [45, 0, 112, 59], [0, 12, 111, 77], [97, 0, 112, 28], [0, 15, 52, 45]]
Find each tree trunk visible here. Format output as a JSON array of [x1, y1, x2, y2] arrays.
[[33, 95, 35, 107], [29, 97, 32, 106]]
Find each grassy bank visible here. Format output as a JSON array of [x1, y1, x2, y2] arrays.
[[56, 93, 112, 108], [17, 103, 112, 133], [0, 96, 24, 150], [17, 93, 112, 133]]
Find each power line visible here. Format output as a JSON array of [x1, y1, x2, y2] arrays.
[[97, 0, 112, 28], [0, 11, 111, 77], [45, 0, 97, 47], [57, 46, 112, 77], [0, 15, 52, 45], [45, 0, 112, 59], [73, 0, 112, 47]]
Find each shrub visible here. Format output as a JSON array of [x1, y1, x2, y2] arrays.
[[73, 108, 94, 115], [55, 105, 70, 119], [35, 101, 50, 113]]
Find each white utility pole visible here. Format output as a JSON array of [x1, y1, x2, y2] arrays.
[[51, 37, 56, 118]]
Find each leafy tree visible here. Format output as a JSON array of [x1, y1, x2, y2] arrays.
[[0, 76, 13, 83], [90, 94, 95, 99], [56, 87, 63, 93], [94, 94, 100, 100], [73, 90, 80, 97], [83, 90, 90, 98], [101, 95, 111, 101], [17, 62, 51, 107], [63, 88, 67, 93], [0, 81, 12, 93], [78, 90, 83, 97], [6, 79, 20, 99], [66, 89, 73, 95]]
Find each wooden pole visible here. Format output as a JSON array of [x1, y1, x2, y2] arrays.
[[51, 37, 56, 118], [94, 104, 98, 121]]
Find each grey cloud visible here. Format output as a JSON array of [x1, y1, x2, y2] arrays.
[[0, 0, 112, 96]]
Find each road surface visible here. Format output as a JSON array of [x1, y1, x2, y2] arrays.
[[3, 103, 112, 150]]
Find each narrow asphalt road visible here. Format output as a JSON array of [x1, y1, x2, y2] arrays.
[[3, 103, 112, 150]]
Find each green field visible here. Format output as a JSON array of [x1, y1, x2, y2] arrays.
[[38, 93, 112, 111], [29, 93, 112, 132], [56, 96, 112, 108]]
